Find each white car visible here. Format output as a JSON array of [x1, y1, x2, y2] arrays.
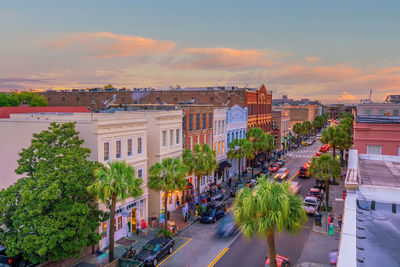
[[303, 196, 320, 215]]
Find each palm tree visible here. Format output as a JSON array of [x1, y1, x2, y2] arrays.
[[309, 154, 341, 210], [182, 143, 218, 205], [301, 121, 312, 138], [265, 133, 275, 160], [335, 125, 352, 163], [247, 127, 269, 178], [148, 158, 187, 236], [321, 127, 339, 158], [292, 122, 303, 145], [233, 178, 306, 267], [227, 138, 254, 182], [87, 161, 143, 263]]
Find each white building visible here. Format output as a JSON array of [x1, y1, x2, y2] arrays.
[[213, 107, 228, 184], [226, 104, 248, 177], [0, 112, 149, 251]]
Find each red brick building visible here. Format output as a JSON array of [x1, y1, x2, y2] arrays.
[[40, 84, 272, 133]]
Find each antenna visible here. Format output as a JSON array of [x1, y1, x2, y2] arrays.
[[369, 89, 372, 102]]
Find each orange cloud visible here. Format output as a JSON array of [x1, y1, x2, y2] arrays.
[[169, 47, 289, 70], [337, 91, 357, 101], [47, 32, 176, 58], [305, 56, 320, 62]]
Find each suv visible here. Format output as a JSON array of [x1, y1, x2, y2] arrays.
[[200, 201, 227, 223], [303, 196, 320, 215], [298, 167, 311, 178]]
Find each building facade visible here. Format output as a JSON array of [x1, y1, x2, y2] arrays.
[[0, 112, 149, 251], [213, 107, 228, 184], [226, 104, 248, 177], [40, 84, 273, 133], [279, 104, 318, 128], [356, 103, 400, 116], [272, 109, 291, 150], [353, 116, 400, 156], [181, 104, 214, 194]]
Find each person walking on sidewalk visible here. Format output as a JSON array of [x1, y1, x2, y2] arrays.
[[221, 188, 225, 200], [338, 215, 343, 231], [228, 177, 232, 188], [182, 204, 188, 222]]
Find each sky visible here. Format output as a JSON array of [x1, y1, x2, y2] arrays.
[[1, 0, 399, 103]]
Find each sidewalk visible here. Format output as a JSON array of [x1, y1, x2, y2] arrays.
[[297, 176, 346, 266]]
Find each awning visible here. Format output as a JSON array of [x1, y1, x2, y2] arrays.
[[185, 181, 193, 189], [218, 161, 232, 171]]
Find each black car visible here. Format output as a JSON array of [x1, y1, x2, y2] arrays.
[[134, 238, 174, 266], [230, 182, 245, 197], [0, 246, 34, 267], [200, 202, 227, 223]]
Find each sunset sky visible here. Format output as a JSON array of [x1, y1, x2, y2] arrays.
[[1, 0, 399, 103]]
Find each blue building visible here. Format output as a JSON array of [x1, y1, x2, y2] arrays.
[[226, 105, 248, 177]]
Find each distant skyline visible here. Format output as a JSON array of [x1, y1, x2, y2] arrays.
[[1, 0, 399, 103]]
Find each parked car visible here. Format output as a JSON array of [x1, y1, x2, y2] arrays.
[[303, 196, 320, 215], [215, 213, 238, 238], [288, 181, 301, 195], [307, 187, 323, 199], [0, 246, 34, 267], [298, 167, 311, 178], [269, 164, 280, 173], [245, 179, 256, 188], [208, 190, 223, 202], [230, 182, 245, 197], [200, 201, 227, 223], [276, 159, 285, 167], [273, 168, 290, 181], [134, 238, 174, 266], [314, 180, 326, 190], [319, 145, 329, 152], [264, 255, 291, 267]]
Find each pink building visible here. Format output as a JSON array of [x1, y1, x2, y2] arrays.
[[353, 116, 400, 156]]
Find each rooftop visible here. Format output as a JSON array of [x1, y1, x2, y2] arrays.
[[0, 106, 90, 118], [355, 200, 400, 266], [356, 115, 400, 124], [358, 157, 400, 188]]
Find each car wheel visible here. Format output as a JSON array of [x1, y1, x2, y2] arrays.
[[153, 259, 158, 266], [168, 245, 173, 254]]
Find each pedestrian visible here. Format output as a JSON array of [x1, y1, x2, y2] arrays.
[[228, 177, 232, 188], [190, 200, 194, 215], [185, 202, 190, 221], [201, 196, 207, 207], [140, 219, 148, 237], [329, 250, 338, 266], [182, 204, 187, 222], [176, 198, 180, 209], [338, 215, 343, 231], [221, 188, 225, 200]]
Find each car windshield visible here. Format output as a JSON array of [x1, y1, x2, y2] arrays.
[[202, 208, 215, 216], [143, 242, 161, 251]]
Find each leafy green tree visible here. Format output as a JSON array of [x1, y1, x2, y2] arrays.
[[13, 92, 48, 106], [104, 84, 114, 89], [309, 154, 341, 209], [87, 161, 143, 263], [0, 93, 19, 106], [148, 158, 187, 235], [227, 138, 254, 182], [182, 144, 218, 205], [301, 121, 312, 137], [233, 178, 306, 267], [247, 127, 269, 177], [0, 122, 106, 264], [321, 127, 339, 158], [292, 122, 303, 144], [335, 125, 352, 163]]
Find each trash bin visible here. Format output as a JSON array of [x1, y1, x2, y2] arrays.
[[314, 212, 322, 226]]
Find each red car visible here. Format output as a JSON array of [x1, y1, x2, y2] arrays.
[[307, 187, 323, 199], [264, 255, 290, 267], [269, 164, 280, 173], [315, 152, 321, 157]]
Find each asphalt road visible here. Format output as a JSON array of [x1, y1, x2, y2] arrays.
[[158, 140, 321, 267], [214, 140, 322, 267]]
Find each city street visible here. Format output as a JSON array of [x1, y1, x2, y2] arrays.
[[159, 140, 322, 267]]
